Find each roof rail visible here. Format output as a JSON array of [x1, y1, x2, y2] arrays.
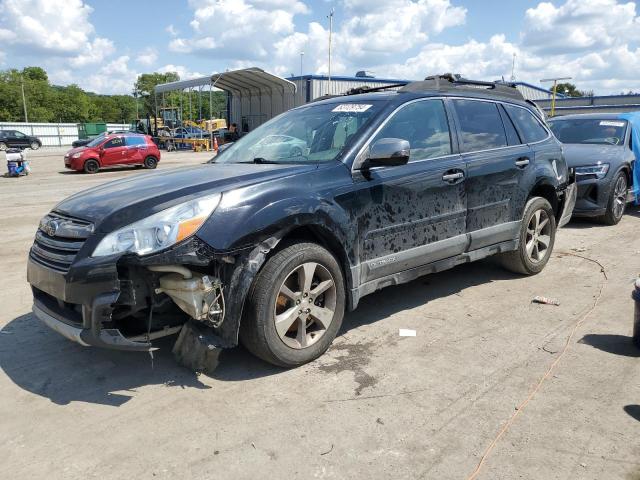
[[399, 74, 525, 101]]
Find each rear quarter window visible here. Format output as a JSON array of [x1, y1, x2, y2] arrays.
[[504, 104, 549, 143], [452, 100, 508, 152]]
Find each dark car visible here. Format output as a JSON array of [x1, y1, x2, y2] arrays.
[[0, 130, 42, 150], [548, 113, 636, 225], [27, 75, 576, 367], [63, 133, 161, 173], [71, 130, 130, 148]]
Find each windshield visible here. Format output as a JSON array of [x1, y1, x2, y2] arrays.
[[214, 101, 384, 164], [86, 133, 106, 147], [548, 118, 628, 145]]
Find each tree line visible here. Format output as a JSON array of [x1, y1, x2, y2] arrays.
[[0, 67, 227, 124]]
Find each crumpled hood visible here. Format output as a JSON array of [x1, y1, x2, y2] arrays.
[[54, 162, 316, 232], [562, 143, 625, 168]]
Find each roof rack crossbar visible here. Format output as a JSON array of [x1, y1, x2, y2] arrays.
[[345, 83, 409, 96], [399, 74, 524, 101]]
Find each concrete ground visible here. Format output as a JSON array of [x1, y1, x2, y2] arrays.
[[0, 150, 639, 480]]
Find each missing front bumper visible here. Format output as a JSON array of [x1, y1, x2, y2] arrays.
[[558, 181, 577, 228]]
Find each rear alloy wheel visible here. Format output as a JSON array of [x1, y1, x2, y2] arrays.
[[83, 159, 99, 174], [240, 242, 345, 367], [143, 156, 157, 169], [0, 142, 7, 151], [30, 141, 40, 150], [600, 171, 628, 226], [500, 196, 556, 275]]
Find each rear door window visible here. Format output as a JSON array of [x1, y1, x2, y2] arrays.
[[125, 136, 146, 146], [452, 100, 508, 152], [498, 104, 522, 146], [372, 99, 452, 161], [504, 105, 549, 143]]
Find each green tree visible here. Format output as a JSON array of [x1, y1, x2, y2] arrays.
[[555, 82, 584, 97], [134, 71, 180, 117]]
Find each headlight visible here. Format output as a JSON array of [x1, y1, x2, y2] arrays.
[[575, 163, 609, 179], [72, 152, 82, 159], [92, 193, 221, 257]]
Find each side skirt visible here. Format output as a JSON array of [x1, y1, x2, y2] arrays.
[[349, 239, 518, 310]]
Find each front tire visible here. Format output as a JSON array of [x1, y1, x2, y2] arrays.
[[0, 142, 6, 151], [83, 159, 99, 174], [600, 171, 628, 226], [30, 141, 40, 150], [143, 156, 157, 169], [500, 197, 556, 275], [240, 242, 345, 367]]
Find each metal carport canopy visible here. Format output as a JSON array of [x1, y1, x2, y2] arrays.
[[154, 68, 297, 129]]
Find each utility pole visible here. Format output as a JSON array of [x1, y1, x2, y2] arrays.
[[327, 8, 334, 95], [540, 76, 572, 117], [510, 53, 516, 82], [300, 51, 304, 77], [21, 76, 28, 122]]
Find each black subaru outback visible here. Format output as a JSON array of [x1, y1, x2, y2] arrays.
[[28, 75, 576, 367]]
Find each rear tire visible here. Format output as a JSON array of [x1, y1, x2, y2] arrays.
[[0, 142, 6, 151], [499, 196, 556, 275], [143, 156, 157, 169], [599, 171, 627, 226], [83, 159, 99, 174], [30, 141, 40, 150], [240, 242, 345, 367]]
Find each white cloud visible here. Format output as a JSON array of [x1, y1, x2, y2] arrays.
[[387, 34, 518, 81], [136, 47, 158, 67], [166, 24, 179, 36], [0, 0, 99, 55], [70, 37, 115, 68], [522, 0, 640, 54], [169, 0, 310, 61], [82, 55, 138, 94], [157, 64, 204, 80], [338, 0, 466, 61]]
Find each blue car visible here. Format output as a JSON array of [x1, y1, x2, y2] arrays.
[[548, 113, 639, 225], [173, 127, 208, 139]]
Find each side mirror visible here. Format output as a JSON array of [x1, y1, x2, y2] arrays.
[[366, 138, 410, 168]]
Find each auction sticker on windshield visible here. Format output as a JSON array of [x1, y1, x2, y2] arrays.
[[332, 104, 372, 113], [600, 121, 626, 127]]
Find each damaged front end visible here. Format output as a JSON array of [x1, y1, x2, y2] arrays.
[[29, 228, 263, 353]]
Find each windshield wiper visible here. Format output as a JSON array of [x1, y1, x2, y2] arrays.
[[251, 157, 281, 164]]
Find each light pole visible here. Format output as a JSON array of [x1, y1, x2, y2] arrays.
[[327, 8, 334, 95], [541, 76, 572, 117], [21, 76, 28, 122], [300, 51, 304, 77]]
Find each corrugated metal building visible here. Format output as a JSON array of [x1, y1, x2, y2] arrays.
[[535, 94, 640, 116], [286, 75, 559, 104], [155, 68, 297, 133]]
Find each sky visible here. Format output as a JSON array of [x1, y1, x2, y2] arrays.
[[0, 0, 638, 95]]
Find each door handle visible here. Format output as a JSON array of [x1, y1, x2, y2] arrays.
[[442, 172, 465, 183], [515, 157, 530, 168]]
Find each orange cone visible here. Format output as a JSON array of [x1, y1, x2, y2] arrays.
[[213, 136, 219, 152]]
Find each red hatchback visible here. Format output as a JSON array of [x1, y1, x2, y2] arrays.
[[64, 134, 161, 173]]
